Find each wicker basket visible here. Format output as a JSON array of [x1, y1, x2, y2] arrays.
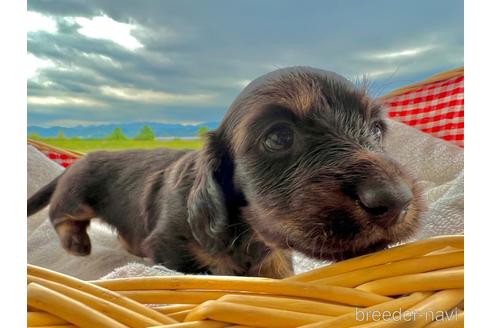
[[27, 235, 463, 328]]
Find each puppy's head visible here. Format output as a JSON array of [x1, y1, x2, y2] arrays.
[[188, 67, 423, 261]]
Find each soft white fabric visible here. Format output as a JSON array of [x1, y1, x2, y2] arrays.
[[383, 120, 464, 239], [27, 120, 463, 280], [27, 145, 64, 237]]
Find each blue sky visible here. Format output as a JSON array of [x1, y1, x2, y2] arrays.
[[27, 0, 463, 127]]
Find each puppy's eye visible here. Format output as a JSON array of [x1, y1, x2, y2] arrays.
[[264, 125, 294, 152], [371, 122, 383, 143]]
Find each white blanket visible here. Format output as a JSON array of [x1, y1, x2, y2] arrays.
[[27, 119, 463, 280]]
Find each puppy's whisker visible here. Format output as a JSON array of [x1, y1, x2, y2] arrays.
[[229, 227, 251, 248], [245, 234, 256, 255]]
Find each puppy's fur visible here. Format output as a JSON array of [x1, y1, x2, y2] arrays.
[[27, 67, 423, 278]]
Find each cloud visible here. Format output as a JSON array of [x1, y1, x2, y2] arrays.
[[365, 46, 435, 60], [26, 53, 55, 80], [27, 95, 106, 107], [73, 15, 143, 50], [99, 86, 217, 104], [27, 11, 57, 33], [27, 0, 463, 127]]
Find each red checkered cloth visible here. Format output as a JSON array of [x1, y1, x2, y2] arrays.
[[381, 71, 464, 148], [28, 139, 82, 168], [45, 151, 80, 168]]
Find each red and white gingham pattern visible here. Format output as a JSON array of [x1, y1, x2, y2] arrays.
[[383, 75, 464, 147], [44, 151, 79, 168]]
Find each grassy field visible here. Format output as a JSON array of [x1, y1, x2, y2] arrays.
[[36, 138, 204, 153]]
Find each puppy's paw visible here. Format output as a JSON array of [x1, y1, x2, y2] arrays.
[[54, 220, 92, 256], [63, 231, 91, 256]]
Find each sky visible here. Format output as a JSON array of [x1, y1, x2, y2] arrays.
[[27, 0, 464, 127]]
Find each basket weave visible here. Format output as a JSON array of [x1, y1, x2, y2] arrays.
[[27, 235, 464, 328]]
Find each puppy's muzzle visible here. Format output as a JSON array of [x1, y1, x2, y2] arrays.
[[356, 177, 413, 227]]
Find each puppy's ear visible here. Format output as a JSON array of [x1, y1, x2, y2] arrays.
[[187, 131, 235, 254]]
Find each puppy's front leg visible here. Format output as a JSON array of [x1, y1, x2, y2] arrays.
[[249, 250, 294, 278]]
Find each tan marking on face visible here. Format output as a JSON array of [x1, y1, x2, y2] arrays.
[[229, 75, 327, 153], [290, 83, 318, 113]]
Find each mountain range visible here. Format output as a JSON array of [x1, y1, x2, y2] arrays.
[[27, 122, 220, 139]]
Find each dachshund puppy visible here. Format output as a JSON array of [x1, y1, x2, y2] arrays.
[[27, 67, 423, 278]]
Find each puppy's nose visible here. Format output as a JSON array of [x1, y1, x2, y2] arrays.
[[356, 179, 412, 226]]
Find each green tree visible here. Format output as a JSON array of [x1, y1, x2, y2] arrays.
[[134, 125, 156, 140], [106, 127, 127, 140], [57, 130, 66, 140], [197, 126, 209, 138], [28, 132, 42, 140]]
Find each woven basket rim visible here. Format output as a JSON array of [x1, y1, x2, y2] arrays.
[[27, 138, 84, 158], [378, 66, 464, 100]]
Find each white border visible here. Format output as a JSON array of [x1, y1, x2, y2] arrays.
[[465, 1, 492, 326], [0, 0, 26, 326], [2, 1, 475, 326]]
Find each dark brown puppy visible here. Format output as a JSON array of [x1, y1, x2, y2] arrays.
[[27, 67, 423, 278]]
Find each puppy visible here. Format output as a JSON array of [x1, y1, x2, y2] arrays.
[[27, 67, 423, 278]]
